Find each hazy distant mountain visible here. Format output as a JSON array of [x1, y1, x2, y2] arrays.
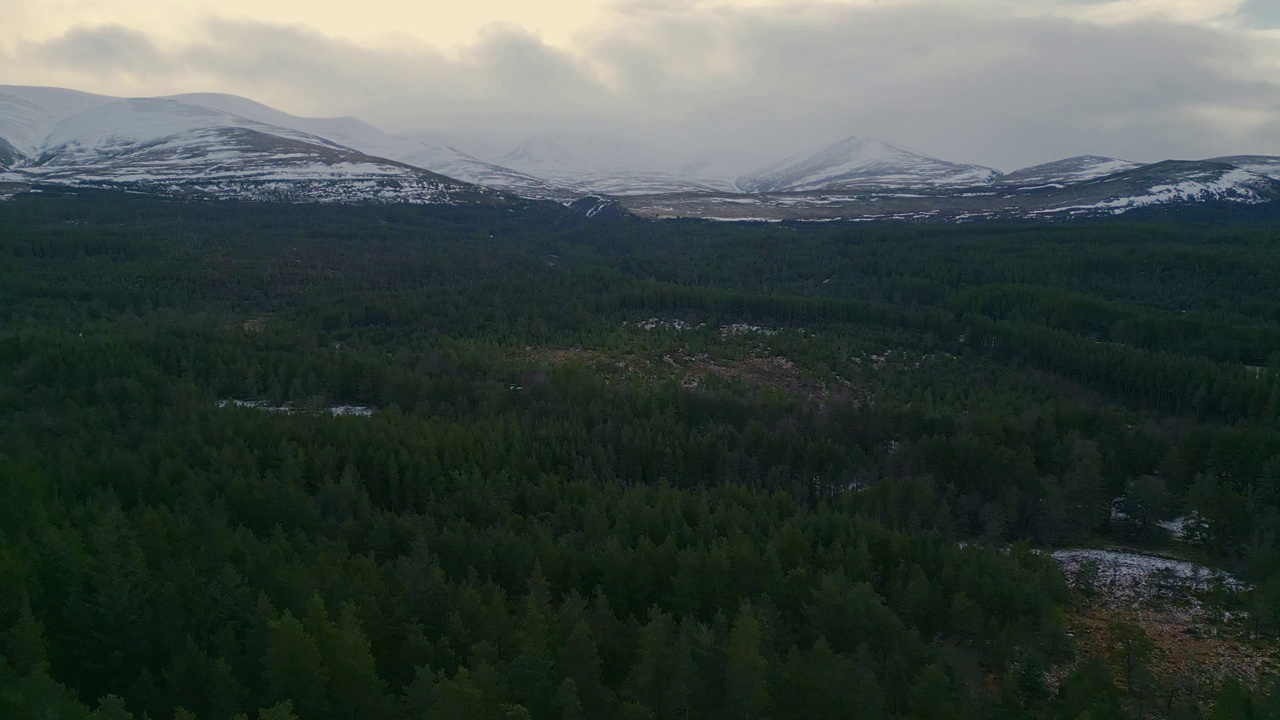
[[497, 133, 729, 195], [623, 159, 1280, 222], [999, 155, 1145, 188], [1209, 155, 1280, 182], [3, 84, 1279, 220], [678, 146, 770, 192], [406, 131, 502, 162], [736, 136, 1002, 192]]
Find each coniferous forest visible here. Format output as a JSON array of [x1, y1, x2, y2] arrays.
[[2, 190, 1280, 720]]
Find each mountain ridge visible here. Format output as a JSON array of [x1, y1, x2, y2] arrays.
[[2, 84, 1279, 220], [0, 89, 497, 206], [167, 93, 570, 199], [997, 155, 1145, 188], [737, 136, 1003, 192]]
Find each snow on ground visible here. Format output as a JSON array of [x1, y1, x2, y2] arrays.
[[738, 136, 1001, 193], [720, 323, 778, 337], [1036, 168, 1271, 216], [0, 86, 113, 157], [999, 156, 1144, 187], [1052, 548, 1244, 599], [217, 400, 374, 417], [627, 319, 792, 335], [704, 216, 784, 223], [628, 318, 703, 331], [1157, 515, 1199, 541]]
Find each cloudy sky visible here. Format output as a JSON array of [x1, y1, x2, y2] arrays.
[[3, 0, 1280, 170]]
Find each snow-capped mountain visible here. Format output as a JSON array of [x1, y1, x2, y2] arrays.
[[623, 160, 1280, 222], [736, 136, 1002, 193], [3, 84, 1279, 221], [0, 86, 494, 205], [1029, 161, 1279, 216], [0, 86, 113, 158], [496, 134, 730, 195], [167, 94, 568, 198], [1209, 155, 1280, 182], [998, 155, 1145, 188]]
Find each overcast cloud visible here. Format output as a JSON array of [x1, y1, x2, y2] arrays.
[[2, 0, 1279, 170]]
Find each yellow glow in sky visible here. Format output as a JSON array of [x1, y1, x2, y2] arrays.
[[9, 0, 623, 49], [6, 0, 1258, 56]]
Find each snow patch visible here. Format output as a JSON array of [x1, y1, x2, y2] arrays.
[[1052, 548, 1244, 598], [217, 399, 374, 417]]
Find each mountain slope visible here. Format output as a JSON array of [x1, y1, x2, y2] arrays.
[[497, 134, 729, 195], [736, 136, 1002, 192], [167, 93, 568, 198], [0, 136, 17, 170], [0, 86, 113, 159], [999, 155, 1145, 188], [623, 160, 1279, 222], [1029, 160, 1279, 216], [1209, 155, 1280, 182], [3, 95, 491, 204]]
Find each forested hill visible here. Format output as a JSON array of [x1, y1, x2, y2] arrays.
[[2, 192, 1280, 720]]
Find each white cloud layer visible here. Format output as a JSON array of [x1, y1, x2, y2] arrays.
[[2, 0, 1279, 169]]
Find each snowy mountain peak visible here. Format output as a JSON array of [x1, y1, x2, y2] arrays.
[[0, 87, 499, 206], [736, 135, 1002, 193], [999, 155, 1145, 188], [167, 93, 384, 145], [169, 93, 568, 199], [502, 135, 578, 169], [0, 85, 113, 158], [811, 136, 910, 162], [3, 84, 1279, 219], [36, 97, 345, 166]]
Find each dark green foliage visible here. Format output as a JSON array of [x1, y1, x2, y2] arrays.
[[1, 193, 1278, 719]]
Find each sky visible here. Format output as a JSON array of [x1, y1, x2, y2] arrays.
[[2, 0, 1280, 170]]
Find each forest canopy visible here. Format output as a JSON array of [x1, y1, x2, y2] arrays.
[[2, 192, 1280, 719]]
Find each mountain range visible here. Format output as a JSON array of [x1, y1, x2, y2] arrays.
[[2, 85, 1279, 221]]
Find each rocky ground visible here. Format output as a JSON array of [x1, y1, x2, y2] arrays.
[[1051, 547, 1278, 693]]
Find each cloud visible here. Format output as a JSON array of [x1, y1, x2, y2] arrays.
[[1, 0, 1278, 169], [27, 24, 166, 77]]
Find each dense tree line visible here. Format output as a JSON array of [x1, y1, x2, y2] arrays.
[[1, 192, 1280, 718]]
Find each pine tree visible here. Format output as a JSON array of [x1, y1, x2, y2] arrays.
[[264, 612, 329, 720], [429, 667, 489, 720], [906, 664, 962, 720], [256, 700, 299, 720], [324, 603, 391, 720], [624, 609, 672, 714], [724, 603, 770, 720], [403, 665, 437, 718], [6, 603, 49, 677], [560, 620, 612, 718], [555, 678, 585, 720], [93, 695, 137, 720]]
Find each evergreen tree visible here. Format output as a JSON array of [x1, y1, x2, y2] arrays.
[[724, 603, 770, 720]]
